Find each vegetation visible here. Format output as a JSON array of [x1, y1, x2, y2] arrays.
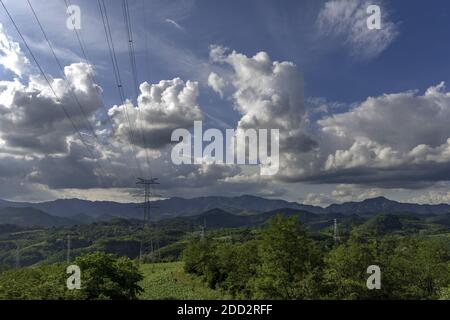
[[182, 215, 450, 300], [0, 252, 143, 300], [139, 262, 226, 300], [0, 209, 448, 300]]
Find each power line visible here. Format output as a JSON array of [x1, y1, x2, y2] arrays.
[[27, 0, 99, 141], [122, 0, 152, 179], [142, 0, 151, 79], [28, 0, 136, 185], [62, 0, 115, 133], [0, 0, 108, 180], [141, 0, 155, 182], [98, 0, 143, 178]]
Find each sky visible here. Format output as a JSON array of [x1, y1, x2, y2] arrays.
[[1, 0, 450, 206]]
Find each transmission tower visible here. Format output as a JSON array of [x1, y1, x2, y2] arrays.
[[200, 217, 206, 240], [15, 242, 20, 269], [136, 178, 160, 264], [67, 234, 72, 264], [333, 218, 340, 243]]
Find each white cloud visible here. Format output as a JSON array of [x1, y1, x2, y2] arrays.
[[109, 78, 203, 149], [319, 82, 450, 172], [273, 82, 450, 189], [207, 72, 226, 98], [303, 184, 383, 207], [317, 0, 399, 59], [408, 189, 450, 205], [0, 23, 30, 77], [209, 45, 316, 153], [165, 18, 184, 30], [0, 62, 103, 155]]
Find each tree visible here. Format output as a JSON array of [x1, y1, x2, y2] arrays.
[[74, 252, 143, 300], [217, 240, 260, 299], [0, 264, 78, 300], [252, 215, 322, 299], [324, 234, 450, 300], [323, 231, 379, 300], [379, 237, 450, 299], [440, 286, 450, 300]]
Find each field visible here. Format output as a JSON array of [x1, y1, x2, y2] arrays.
[[139, 262, 227, 300]]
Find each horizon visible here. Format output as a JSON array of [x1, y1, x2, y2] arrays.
[[2, 193, 450, 209]]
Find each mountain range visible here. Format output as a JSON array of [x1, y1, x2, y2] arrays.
[[0, 195, 450, 227]]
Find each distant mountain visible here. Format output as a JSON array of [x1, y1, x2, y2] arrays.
[[0, 199, 142, 219], [188, 209, 253, 229], [152, 195, 324, 216], [0, 207, 76, 228], [360, 214, 404, 235], [0, 195, 323, 220], [326, 197, 450, 215], [183, 208, 350, 231], [0, 195, 449, 222], [69, 213, 97, 225]]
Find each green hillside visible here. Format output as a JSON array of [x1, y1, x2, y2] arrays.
[[139, 262, 226, 300]]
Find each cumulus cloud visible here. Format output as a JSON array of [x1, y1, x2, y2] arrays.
[[302, 193, 335, 207], [0, 62, 103, 155], [0, 26, 250, 201], [208, 45, 317, 160], [320, 83, 450, 165], [0, 23, 30, 77], [109, 78, 203, 149], [207, 72, 226, 98], [303, 184, 383, 207], [317, 0, 399, 59], [408, 187, 450, 205], [294, 82, 450, 188]]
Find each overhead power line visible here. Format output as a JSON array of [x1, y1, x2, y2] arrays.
[[26, 0, 99, 141], [122, 0, 152, 179], [62, 0, 116, 133], [0, 0, 108, 180], [98, 0, 143, 178]]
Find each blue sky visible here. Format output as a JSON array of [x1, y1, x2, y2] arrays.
[[3, 0, 450, 121], [1, 0, 450, 205]]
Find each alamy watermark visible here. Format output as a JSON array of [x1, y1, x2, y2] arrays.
[[366, 265, 381, 290], [66, 5, 81, 30], [171, 121, 280, 176], [367, 5, 381, 30], [66, 265, 81, 290]]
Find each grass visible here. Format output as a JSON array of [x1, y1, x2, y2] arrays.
[[139, 261, 228, 300]]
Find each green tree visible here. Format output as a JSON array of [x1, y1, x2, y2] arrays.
[[217, 240, 260, 299], [252, 215, 322, 299], [183, 239, 221, 287], [324, 234, 450, 300], [379, 237, 450, 299], [323, 231, 379, 299], [74, 252, 143, 300], [0, 264, 78, 300]]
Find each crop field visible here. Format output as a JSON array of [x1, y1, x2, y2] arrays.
[[139, 262, 227, 300]]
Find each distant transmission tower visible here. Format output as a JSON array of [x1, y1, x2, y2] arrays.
[[200, 217, 206, 240], [15, 242, 20, 269], [333, 218, 340, 243], [67, 234, 71, 264], [136, 178, 160, 264]]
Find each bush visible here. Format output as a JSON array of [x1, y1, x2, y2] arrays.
[[74, 252, 143, 300], [0, 252, 143, 300]]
